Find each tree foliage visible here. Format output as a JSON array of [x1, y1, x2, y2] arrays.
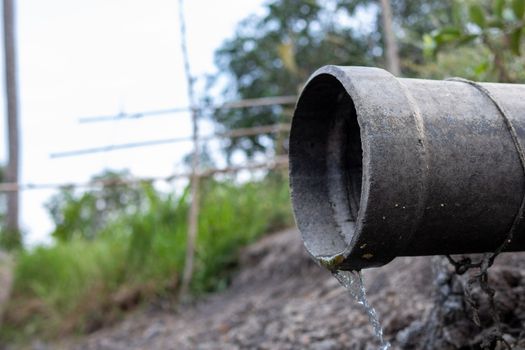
[[425, 0, 525, 82], [212, 0, 373, 159], [211, 0, 454, 158], [46, 170, 146, 242]]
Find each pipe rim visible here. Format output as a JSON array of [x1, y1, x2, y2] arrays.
[[290, 65, 425, 270], [289, 68, 371, 264]]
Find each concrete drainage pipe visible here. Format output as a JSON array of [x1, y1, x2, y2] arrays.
[[289, 66, 525, 270]]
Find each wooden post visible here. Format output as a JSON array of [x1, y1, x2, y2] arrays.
[[178, 0, 200, 298], [3, 0, 20, 238], [379, 0, 401, 76]]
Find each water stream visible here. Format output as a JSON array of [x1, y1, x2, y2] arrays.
[[333, 270, 391, 350]]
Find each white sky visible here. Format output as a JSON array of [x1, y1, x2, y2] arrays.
[[0, 0, 266, 245]]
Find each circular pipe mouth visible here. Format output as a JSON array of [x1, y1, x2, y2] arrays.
[[290, 73, 363, 260]]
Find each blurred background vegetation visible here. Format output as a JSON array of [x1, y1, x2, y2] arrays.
[[208, 0, 525, 160], [2, 174, 292, 339], [1, 0, 525, 342]]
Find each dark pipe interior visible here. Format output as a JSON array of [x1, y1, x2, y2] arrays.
[[291, 74, 362, 258], [339, 92, 362, 221]]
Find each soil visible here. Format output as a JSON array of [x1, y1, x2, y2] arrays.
[[49, 229, 525, 349]]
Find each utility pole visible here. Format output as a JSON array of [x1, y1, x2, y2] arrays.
[[379, 0, 401, 76], [3, 0, 20, 237]]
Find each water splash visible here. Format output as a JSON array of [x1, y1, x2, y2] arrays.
[[333, 270, 391, 350]]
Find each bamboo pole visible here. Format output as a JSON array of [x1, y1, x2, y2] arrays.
[[178, 0, 199, 298], [78, 95, 297, 124], [49, 123, 291, 158], [0, 156, 289, 193]]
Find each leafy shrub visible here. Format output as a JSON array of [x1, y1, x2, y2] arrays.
[[1, 173, 293, 340]]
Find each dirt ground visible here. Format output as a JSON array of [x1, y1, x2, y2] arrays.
[[47, 229, 525, 349]]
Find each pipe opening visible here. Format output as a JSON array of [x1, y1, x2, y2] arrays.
[[290, 74, 363, 259]]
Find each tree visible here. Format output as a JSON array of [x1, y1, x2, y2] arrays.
[[424, 0, 525, 83], [46, 170, 147, 242], [3, 0, 20, 242], [338, 0, 455, 76], [211, 0, 454, 158], [211, 0, 374, 159]]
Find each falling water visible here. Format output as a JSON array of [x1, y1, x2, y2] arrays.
[[333, 270, 391, 350]]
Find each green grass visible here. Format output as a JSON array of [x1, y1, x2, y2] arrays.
[[1, 174, 293, 341]]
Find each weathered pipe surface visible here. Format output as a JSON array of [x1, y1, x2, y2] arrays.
[[289, 66, 525, 271]]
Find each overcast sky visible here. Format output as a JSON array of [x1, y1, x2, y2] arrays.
[[0, 0, 266, 245]]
